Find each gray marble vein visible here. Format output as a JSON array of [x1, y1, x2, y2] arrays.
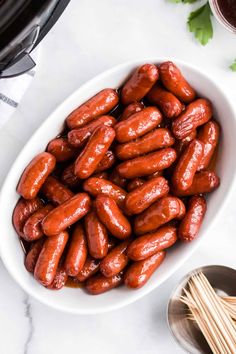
[[23, 295, 34, 354]]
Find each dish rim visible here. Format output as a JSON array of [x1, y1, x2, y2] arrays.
[[0, 57, 235, 314]]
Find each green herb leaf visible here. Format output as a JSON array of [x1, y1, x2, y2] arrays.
[[169, 0, 198, 3], [230, 59, 236, 72], [188, 2, 213, 45], [183, 0, 199, 3]]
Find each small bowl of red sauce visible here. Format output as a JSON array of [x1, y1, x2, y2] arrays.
[[209, 0, 236, 33]]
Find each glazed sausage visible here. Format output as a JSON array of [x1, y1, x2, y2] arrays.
[[94, 150, 116, 172], [24, 238, 44, 273], [178, 196, 207, 242], [76, 256, 100, 282], [95, 195, 131, 239], [147, 170, 163, 180], [124, 251, 165, 289], [86, 272, 123, 295], [108, 237, 118, 251], [172, 139, 204, 191], [61, 151, 115, 189], [13, 197, 43, 237], [109, 170, 127, 188], [84, 211, 108, 259], [174, 130, 197, 157], [125, 177, 169, 214], [23, 204, 53, 241], [127, 178, 145, 192], [172, 171, 220, 197], [17, 152, 56, 199], [134, 196, 181, 235], [172, 99, 213, 140], [83, 177, 127, 208], [47, 138, 77, 162], [159, 61, 196, 103], [120, 102, 144, 120], [68, 115, 116, 148], [176, 198, 186, 220], [115, 107, 162, 143], [121, 64, 159, 105], [66, 89, 119, 129], [42, 193, 91, 236], [13, 62, 222, 295], [64, 224, 87, 276], [127, 225, 177, 261], [147, 84, 184, 118], [116, 148, 177, 179], [41, 176, 74, 205], [116, 128, 175, 160], [100, 240, 130, 277], [34, 231, 69, 286], [47, 265, 68, 290], [74, 126, 115, 179], [197, 120, 220, 171], [61, 163, 80, 189], [92, 171, 109, 179]]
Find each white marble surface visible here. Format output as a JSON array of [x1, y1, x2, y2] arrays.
[[1, 1, 236, 353]]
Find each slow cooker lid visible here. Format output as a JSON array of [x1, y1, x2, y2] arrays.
[[0, 0, 70, 77], [0, 1, 55, 53]]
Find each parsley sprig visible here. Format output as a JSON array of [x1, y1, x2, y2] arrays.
[[188, 3, 213, 46], [169, 0, 213, 45], [169, 0, 198, 3], [169, 0, 236, 71], [229, 59, 236, 72]]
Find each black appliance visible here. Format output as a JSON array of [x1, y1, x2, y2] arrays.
[[0, 0, 70, 78]]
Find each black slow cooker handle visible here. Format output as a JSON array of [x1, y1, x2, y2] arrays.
[[35, 0, 70, 47], [0, 54, 36, 79], [0, 0, 70, 78]]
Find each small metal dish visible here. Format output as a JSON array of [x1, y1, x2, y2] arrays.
[[167, 265, 236, 354], [209, 0, 236, 34]]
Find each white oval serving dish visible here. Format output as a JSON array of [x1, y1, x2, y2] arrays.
[[0, 58, 235, 314]]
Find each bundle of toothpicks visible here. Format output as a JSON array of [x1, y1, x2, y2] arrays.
[[181, 272, 236, 354]]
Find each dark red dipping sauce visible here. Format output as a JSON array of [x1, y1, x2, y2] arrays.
[[217, 0, 236, 28]]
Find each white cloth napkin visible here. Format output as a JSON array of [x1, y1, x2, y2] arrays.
[[0, 49, 39, 128], [0, 70, 36, 128]]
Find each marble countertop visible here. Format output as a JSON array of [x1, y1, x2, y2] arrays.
[[1, 1, 236, 353]]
